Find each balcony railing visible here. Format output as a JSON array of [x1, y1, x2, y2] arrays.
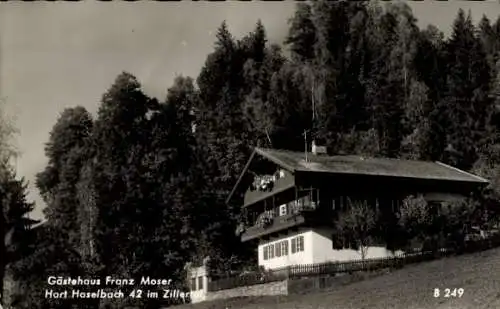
[[244, 175, 295, 207], [240, 207, 320, 242], [251, 198, 317, 226]]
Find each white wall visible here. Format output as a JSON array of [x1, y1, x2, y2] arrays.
[[258, 227, 403, 269], [311, 227, 402, 263], [258, 228, 314, 270]]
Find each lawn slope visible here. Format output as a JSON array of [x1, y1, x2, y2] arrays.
[[175, 247, 500, 309]]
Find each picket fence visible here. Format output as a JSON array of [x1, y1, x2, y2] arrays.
[[208, 235, 500, 292]]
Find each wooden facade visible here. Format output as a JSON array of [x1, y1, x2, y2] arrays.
[[228, 148, 489, 244]]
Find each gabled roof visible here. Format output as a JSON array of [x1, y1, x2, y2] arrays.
[[226, 147, 489, 204]]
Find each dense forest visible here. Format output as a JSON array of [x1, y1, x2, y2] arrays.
[[3, 1, 500, 308]]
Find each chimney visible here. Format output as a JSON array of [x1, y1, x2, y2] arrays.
[[312, 140, 327, 155]]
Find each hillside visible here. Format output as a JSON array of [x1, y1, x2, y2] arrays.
[[175, 247, 500, 309]]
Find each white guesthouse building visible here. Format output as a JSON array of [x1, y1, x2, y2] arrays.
[[226, 147, 488, 270]]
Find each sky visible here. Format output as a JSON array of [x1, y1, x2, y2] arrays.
[[1, 1, 499, 221]]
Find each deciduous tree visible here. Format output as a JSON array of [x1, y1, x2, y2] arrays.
[[334, 199, 378, 260]]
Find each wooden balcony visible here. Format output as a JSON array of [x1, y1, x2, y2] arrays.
[[241, 210, 321, 242], [243, 173, 295, 207]]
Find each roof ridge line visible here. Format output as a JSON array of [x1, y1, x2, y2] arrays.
[[435, 161, 489, 183]]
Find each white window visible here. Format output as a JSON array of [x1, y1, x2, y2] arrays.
[[279, 204, 287, 216], [291, 236, 305, 254], [275, 242, 282, 257], [297, 236, 304, 252], [281, 241, 289, 256], [268, 244, 275, 259], [264, 241, 290, 260]]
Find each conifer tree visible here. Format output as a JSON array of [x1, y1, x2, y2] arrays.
[[285, 3, 316, 63], [444, 9, 491, 169], [1, 167, 37, 307], [0, 99, 37, 307]]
